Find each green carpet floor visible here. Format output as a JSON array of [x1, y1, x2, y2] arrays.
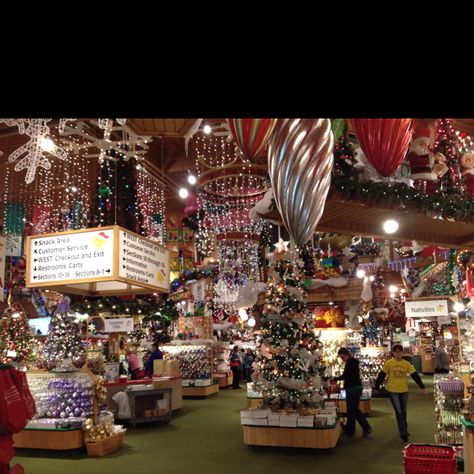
[[13, 378, 436, 474]]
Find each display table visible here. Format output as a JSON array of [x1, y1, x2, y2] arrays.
[[182, 382, 219, 398], [153, 376, 183, 410], [127, 388, 172, 428], [462, 418, 474, 474], [213, 372, 233, 388], [247, 397, 263, 409], [13, 427, 84, 450], [106, 376, 183, 413], [242, 423, 342, 449], [337, 398, 371, 416]]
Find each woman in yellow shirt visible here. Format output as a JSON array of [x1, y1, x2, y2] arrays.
[[374, 344, 428, 443]]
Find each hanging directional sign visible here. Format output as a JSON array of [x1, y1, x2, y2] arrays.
[[26, 226, 170, 296]]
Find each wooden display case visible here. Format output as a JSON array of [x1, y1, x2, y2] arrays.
[[13, 427, 84, 450], [242, 423, 342, 449], [182, 382, 219, 398], [337, 399, 371, 416]]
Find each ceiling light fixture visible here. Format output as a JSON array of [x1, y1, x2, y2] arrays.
[[179, 188, 189, 199], [383, 219, 399, 234], [203, 125, 212, 134], [187, 174, 197, 185]]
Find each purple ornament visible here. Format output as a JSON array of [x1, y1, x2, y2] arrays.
[[74, 408, 81, 416], [60, 411, 66, 418]]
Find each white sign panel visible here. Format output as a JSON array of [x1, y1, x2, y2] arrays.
[[192, 280, 206, 302], [404, 299, 449, 318], [5, 234, 22, 256], [438, 314, 452, 325], [28, 228, 114, 285], [119, 229, 169, 291], [104, 317, 134, 333], [0, 236, 5, 302]]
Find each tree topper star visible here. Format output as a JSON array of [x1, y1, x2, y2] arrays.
[[274, 238, 290, 253]]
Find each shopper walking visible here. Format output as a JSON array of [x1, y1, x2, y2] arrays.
[[243, 349, 255, 382], [126, 348, 140, 380], [434, 340, 450, 374], [375, 344, 428, 442], [229, 346, 242, 389], [334, 347, 372, 437]]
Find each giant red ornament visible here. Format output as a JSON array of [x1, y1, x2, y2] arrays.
[[226, 119, 277, 162], [350, 119, 413, 177], [184, 192, 198, 217]]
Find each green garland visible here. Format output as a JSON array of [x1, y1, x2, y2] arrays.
[[333, 174, 474, 221], [448, 249, 456, 296], [71, 297, 178, 323]]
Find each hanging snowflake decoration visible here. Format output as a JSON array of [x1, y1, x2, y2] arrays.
[[0, 118, 68, 184], [59, 119, 151, 163]]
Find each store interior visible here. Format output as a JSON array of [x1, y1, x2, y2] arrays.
[[1, 118, 474, 474]]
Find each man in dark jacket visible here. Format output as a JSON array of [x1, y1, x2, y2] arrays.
[[334, 347, 372, 437]]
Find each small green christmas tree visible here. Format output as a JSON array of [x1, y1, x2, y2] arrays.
[[44, 297, 85, 369], [0, 304, 33, 364], [253, 245, 325, 409]]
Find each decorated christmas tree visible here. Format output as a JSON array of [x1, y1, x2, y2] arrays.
[[0, 304, 34, 364], [433, 118, 464, 198], [44, 297, 85, 369], [253, 245, 325, 409]]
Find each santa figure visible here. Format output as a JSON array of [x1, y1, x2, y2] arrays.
[[461, 151, 474, 198], [405, 123, 438, 193]]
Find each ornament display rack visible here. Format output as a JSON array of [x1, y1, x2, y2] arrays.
[[359, 347, 388, 395], [163, 342, 219, 398], [13, 368, 97, 450], [419, 333, 435, 374], [212, 341, 233, 388], [318, 328, 347, 378], [434, 376, 464, 446]]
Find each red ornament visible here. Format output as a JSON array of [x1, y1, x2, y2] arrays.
[[226, 119, 278, 162], [184, 192, 198, 217], [350, 119, 413, 177]]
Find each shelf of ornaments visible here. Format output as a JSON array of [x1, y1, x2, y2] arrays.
[[13, 368, 99, 449], [434, 376, 465, 445], [162, 344, 214, 386]]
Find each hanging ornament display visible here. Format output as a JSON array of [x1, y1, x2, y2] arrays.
[[226, 118, 278, 162], [350, 118, 413, 178], [136, 164, 166, 244], [268, 119, 334, 247], [193, 133, 266, 295]]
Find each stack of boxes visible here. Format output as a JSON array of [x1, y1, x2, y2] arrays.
[[240, 408, 271, 426], [240, 405, 338, 428], [143, 399, 169, 418]]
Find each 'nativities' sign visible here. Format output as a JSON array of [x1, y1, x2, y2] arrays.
[[404, 299, 449, 318], [26, 226, 170, 296]]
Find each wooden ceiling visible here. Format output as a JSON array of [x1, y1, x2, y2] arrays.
[[2, 118, 474, 233]]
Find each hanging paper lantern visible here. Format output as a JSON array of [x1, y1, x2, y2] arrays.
[[226, 119, 278, 162], [350, 119, 413, 177]]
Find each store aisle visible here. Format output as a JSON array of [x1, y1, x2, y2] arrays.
[[13, 378, 436, 474]]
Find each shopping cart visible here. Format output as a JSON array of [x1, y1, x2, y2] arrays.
[[404, 443, 458, 474]]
